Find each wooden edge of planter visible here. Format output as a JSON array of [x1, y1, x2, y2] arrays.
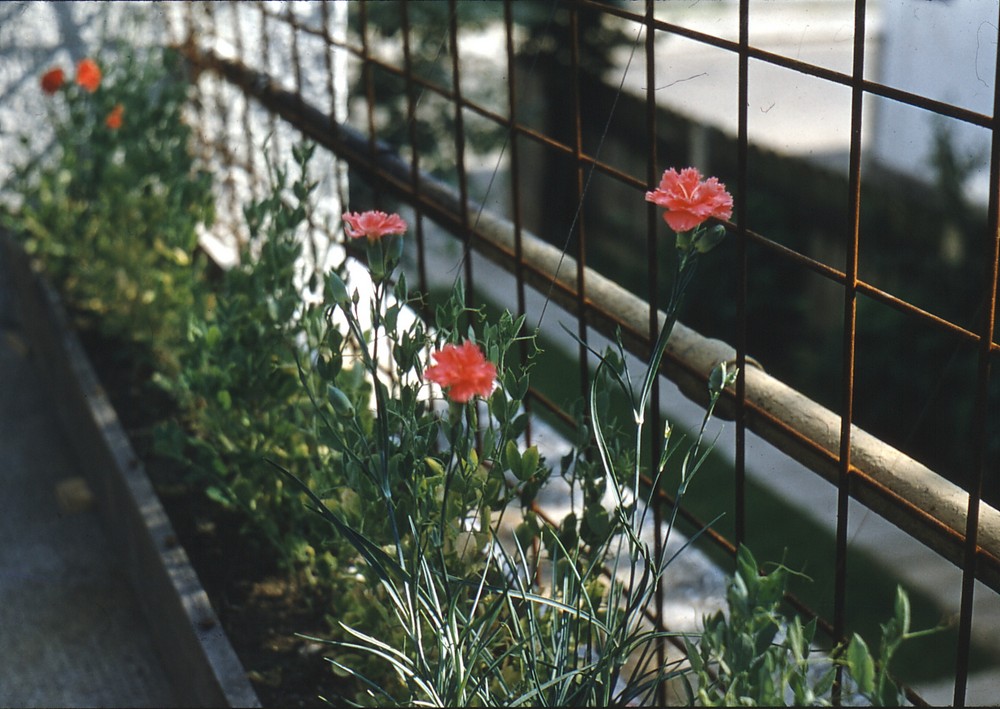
[[1, 232, 260, 709]]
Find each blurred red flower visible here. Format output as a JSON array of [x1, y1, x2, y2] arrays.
[[41, 67, 64, 94], [645, 167, 733, 233], [75, 58, 101, 92], [425, 341, 497, 404], [105, 104, 123, 130], [342, 210, 407, 240]]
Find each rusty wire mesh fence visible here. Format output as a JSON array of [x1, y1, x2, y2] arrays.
[[158, 1, 1000, 704]]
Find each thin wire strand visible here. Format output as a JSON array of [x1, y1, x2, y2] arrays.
[[534, 19, 646, 331], [444, 0, 560, 288]]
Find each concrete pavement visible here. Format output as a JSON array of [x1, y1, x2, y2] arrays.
[[0, 253, 178, 707]]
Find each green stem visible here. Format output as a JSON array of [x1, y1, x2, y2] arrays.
[[340, 297, 404, 570]]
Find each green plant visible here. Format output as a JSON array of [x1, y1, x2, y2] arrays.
[[152, 142, 360, 582], [275, 169, 738, 706], [2, 46, 215, 371], [842, 584, 942, 707], [485, 170, 737, 706], [275, 205, 544, 703], [281, 164, 934, 707], [686, 544, 935, 706]]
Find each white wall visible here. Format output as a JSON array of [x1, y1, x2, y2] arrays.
[[869, 0, 999, 204]]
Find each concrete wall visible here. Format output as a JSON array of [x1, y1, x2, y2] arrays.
[[869, 0, 998, 203]]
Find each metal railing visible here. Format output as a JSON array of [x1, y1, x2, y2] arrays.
[[165, 2, 1000, 705]]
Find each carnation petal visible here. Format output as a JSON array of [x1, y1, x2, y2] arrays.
[[425, 340, 496, 403], [648, 166, 733, 233], [75, 58, 101, 92], [342, 210, 408, 240], [41, 67, 64, 94]]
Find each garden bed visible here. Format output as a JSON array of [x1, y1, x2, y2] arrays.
[[3, 231, 348, 707]]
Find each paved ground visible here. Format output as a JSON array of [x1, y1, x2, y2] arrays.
[[0, 253, 177, 707], [0, 7, 179, 703]]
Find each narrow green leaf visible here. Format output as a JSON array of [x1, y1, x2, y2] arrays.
[[505, 439, 521, 478], [893, 585, 911, 638], [521, 445, 539, 479], [325, 269, 349, 303], [846, 634, 876, 696]]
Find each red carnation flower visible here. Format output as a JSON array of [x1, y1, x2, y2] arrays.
[[75, 58, 101, 92], [105, 104, 123, 130], [41, 67, 64, 94], [425, 341, 497, 404]]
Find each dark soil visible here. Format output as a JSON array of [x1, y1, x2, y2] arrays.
[[75, 323, 357, 707]]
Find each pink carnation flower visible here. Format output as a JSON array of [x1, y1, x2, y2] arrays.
[[645, 167, 733, 233], [425, 341, 497, 404], [342, 210, 407, 241]]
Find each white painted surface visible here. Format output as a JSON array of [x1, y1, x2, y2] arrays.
[[871, 0, 998, 204]]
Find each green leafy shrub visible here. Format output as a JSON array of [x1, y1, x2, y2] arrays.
[[3, 46, 215, 370], [686, 544, 933, 706], [152, 143, 356, 581]]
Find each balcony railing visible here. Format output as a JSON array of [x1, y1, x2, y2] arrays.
[[162, 2, 1000, 705]]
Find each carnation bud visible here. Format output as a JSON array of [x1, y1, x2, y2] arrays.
[[385, 234, 404, 264], [694, 225, 728, 254], [327, 385, 355, 418], [325, 270, 349, 304]]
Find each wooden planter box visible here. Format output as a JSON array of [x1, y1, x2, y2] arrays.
[[2, 232, 259, 708]]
